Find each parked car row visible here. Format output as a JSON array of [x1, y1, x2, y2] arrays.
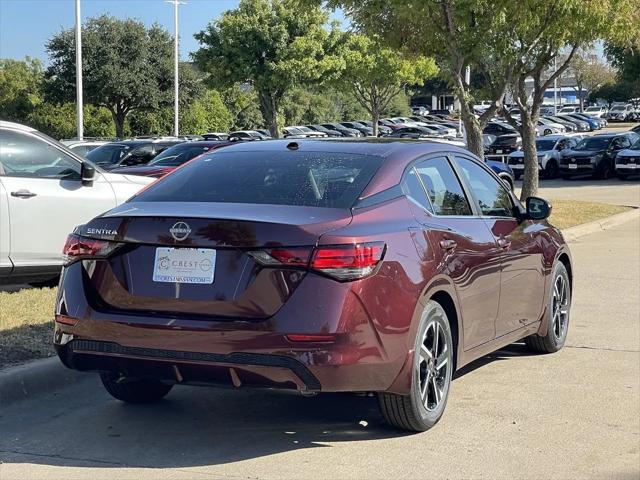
[[505, 130, 640, 181]]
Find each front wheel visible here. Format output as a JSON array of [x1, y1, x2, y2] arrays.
[[618, 173, 628, 181], [100, 373, 173, 404], [544, 160, 559, 179], [525, 262, 571, 353], [378, 300, 454, 432]]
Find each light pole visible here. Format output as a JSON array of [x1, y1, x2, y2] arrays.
[[75, 0, 83, 140], [553, 57, 558, 115], [166, 0, 185, 137]]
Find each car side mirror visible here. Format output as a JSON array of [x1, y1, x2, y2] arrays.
[[81, 162, 96, 187], [526, 196, 551, 220]]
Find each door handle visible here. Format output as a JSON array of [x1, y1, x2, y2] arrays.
[[439, 239, 457, 250], [10, 189, 37, 198], [497, 237, 511, 249]]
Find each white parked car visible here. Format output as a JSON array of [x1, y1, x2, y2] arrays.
[[615, 136, 640, 180], [63, 140, 109, 157], [506, 134, 581, 179], [0, 121, 154, 285], [559, 106, 579, 114], [584, 106, 608, 118], [537, 118, 566, 135]]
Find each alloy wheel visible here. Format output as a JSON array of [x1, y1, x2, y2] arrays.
[[417, 318, 451, 411], [551, 274, 569, 341]]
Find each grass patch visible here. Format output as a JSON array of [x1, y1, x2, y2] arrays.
[[549, 200, 632, 230], [0, 287, 57, 369]]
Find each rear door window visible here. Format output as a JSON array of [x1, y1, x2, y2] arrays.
[[414, 157, 472, 216], [132, 151, 383, 209]]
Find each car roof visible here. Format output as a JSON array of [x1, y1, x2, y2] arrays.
[[593, 132, 632, 138], [206, 138, 473, 198], [0, 120, 36, 132]]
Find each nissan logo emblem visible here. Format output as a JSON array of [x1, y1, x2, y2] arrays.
[[170, 221, 191, 241]]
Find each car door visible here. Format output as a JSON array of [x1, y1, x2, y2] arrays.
[[0, 178, 11, 276], [453, 155, 546, 337], [410, 156, 502, 349], [0, 127, 117, 268]]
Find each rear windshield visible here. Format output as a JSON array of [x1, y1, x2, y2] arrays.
[[575, 137, 611, 151], [131, 151, 383, 208], [86, 144, 131, 165], [149, 144, 213, 167]]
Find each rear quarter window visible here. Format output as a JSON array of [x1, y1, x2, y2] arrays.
[[131, 150, 383, 209]]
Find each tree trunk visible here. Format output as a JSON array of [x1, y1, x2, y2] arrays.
[[454, 75, 485, 160], [111, 110, 126, 139], [519, 115, 539, 201], [372, 108, 379, 137], [258, 90, 281, 139]]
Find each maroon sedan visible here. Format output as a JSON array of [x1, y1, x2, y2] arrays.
[[54, 139, 572, 432]]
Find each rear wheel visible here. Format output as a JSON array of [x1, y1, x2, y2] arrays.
[[378, 300, 454, 432], [100, 373, 173, 404], [618, 173, 628, 181], [525, 262, 571, 353], [543, 128, 552, 135], [561, 174, 572, 180]]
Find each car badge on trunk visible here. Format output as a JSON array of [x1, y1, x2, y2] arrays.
[[170, 222, 191, 241]]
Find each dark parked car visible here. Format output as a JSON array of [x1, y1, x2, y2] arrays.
[[228, 130, 271, 141], [483, 121, 518, 137], [357, 120, 392, 135], [55, 139, 572, 432], [385, 126, 446, 139], [320, 123, 362, 137], [614, 137, 640, 180], [110, 141, 230, 178], [339, 122, 374, 136], [560, 132, 640, 179], [306, 124, 343, 137], [85, 139, 184, 170], [487, 133, 522, 156]]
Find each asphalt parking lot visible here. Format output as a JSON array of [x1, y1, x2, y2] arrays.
[[1, 214, 638, 480]]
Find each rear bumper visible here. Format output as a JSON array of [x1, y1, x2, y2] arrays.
[[53, 262, 414, 394]]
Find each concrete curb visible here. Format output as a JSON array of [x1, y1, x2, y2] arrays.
[[0, 356, 85, 408], [562, 206, 640, 243]]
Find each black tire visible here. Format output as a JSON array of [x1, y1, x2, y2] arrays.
[[100, 373, 173, 404], [525, 262, 571, 353], [594, 161, 612, 180], [561, 174, 572, 180], [513, 172, 521, 181], [377, 300, 454, 432], [618, 173, 628, 181], [544, 160, 559, 179], [543, 129, 552, 136]]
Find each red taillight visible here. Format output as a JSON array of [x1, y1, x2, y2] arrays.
[[249, 242, 385, 281], [62, 234, 121, 266], [55, 314, 78, 326], [311, 243, 385, 280]]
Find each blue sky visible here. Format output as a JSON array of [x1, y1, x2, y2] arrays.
[[0, 0, 346, 63]]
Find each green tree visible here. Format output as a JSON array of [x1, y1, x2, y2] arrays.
[[44, 16, 199, 138], [221, 85, 265, 130], [193, 0, 345, 138], [0, 57, 44, 122], [337, 35, 437, 136], [501, 0, 639, 198], [181, 89, 233, 134], [327, 0, 518, 158], [604, 42, 640, 101], [567, 48, 616, 111]]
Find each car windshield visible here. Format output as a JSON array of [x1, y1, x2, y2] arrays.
[[148, 144, 213, 167], [536, 140, 557, 151], [86, 144, 132, 165], [585, 107, 600, 111], [611, 106, 625, 111], [574, 137, 611, 151], [132, 151, 383, 209], [630, 138, 640, 150]]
